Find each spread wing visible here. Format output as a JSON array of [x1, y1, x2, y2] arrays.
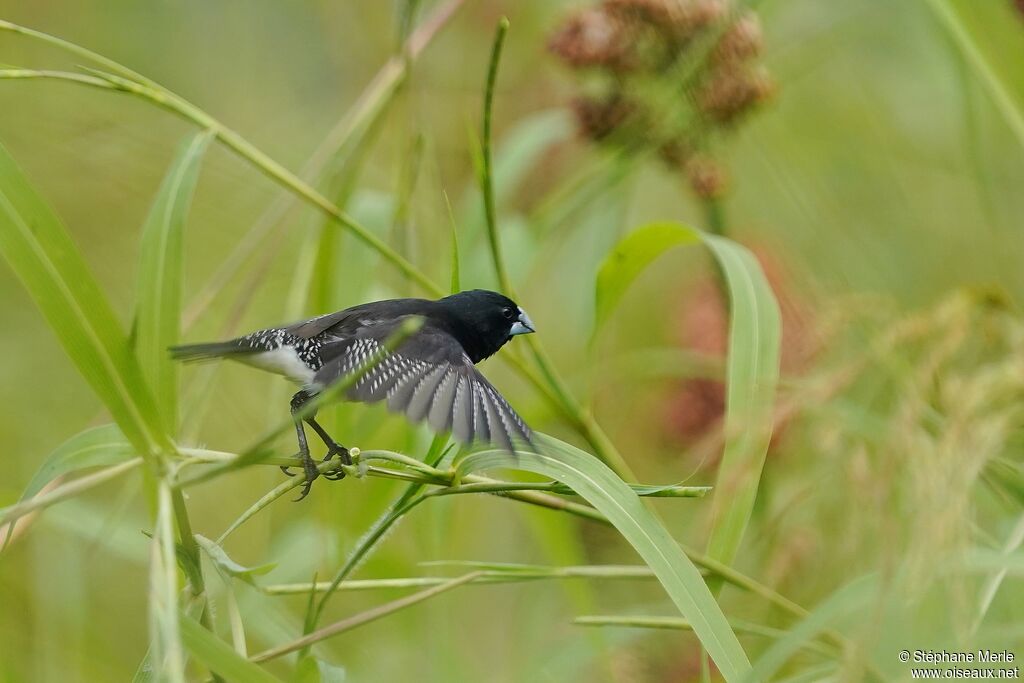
[[312, 320, 531, 452]]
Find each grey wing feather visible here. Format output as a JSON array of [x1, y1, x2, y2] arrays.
[[284, 310, 356, 339], [449, 374, 474, 443], [313, 327, 531, 451]]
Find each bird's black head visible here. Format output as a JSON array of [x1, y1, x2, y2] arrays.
[[434, 289, 535, 363]]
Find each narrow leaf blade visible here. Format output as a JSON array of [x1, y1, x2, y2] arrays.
[[2, 423, 132, 548], [593, 221, 701, 333], [457, 434, 752, 682], [0, 141, 166, 456], [702, 235, 781, 586], [179, 611, 284, 683], [195, 534, 276, 585], [594, 222, 781, 589], [135, 131, 212, 433], [150, 483, 185, 682], [15, 423, 132, 503]]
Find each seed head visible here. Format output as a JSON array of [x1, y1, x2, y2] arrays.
[[549, 0, 775, 198], [658, 139, 694, 167], [571, 95, 637, 141], [605, 0, 727, 42], [698, 65, 774, 123], [712, 12, 763, 65], [548, 7, 635, 71], [685, 155, 728, 199]]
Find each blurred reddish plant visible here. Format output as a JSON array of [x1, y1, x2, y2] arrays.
[[662, 246, 816, 449], [549, 0, 774, 198]]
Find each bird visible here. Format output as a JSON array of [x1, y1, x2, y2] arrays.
[[170, 289, 536, 500]]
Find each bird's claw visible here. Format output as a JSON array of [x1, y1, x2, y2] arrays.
[[320, 445, 350, 481], [287, 446, 350, 501], [292, 455, 321, 502]]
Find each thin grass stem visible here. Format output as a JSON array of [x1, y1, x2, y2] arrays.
[[263, 565, 664, 595], [0, 458, 142, 527], [251, 572, 482, 662]]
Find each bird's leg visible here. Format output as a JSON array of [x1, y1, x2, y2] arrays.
[[284, 390, 326, 501], [304, 417, 350, 481]]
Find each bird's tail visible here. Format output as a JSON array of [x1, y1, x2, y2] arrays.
[[169, 340, 253, 362]]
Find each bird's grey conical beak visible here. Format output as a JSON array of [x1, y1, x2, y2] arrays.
[[510, 309, 535, 336]]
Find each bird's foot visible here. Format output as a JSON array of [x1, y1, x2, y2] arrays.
[[278, 450, 324, 501], [279, 445, 351, 499], [320, 444, 350, 481], [293, 453, 321, 502]]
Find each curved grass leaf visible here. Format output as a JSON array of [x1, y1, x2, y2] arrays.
[[294, 656, 346, 683], [456, 434, 752, 682], [132, 597, 207, 683], [741, 575, 877, 683], [594, 223, 701, 332], [925, 0, 1024, 150], [444, 190, 460, 294], [0, 141, 167, 457], [195, 534, 276, 586], [594, 222, 781, 591], [135, 131, 212, 434], [151, 483, 185, 683], [1, 423, 132, 548], [178, 611, 283, 683], [0, 458, 142, 531], [458, 108, 575, 230], [15, 423, 132, 503]]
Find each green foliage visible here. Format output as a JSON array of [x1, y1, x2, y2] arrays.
[[594, 222, 700, 332], [740, 576, 877, 683], [1, 2, 1022, 682], [595, 222, 781, 584], [12, 424, 131, 504], [178, 611, 284, 683], [134, 131, 212, 433], [926, 0, 1024, 149], [195, 534, 276, 586], [457, 434, 752, 681], [0, 142, 168, 458], [293, 656, 346, 683]]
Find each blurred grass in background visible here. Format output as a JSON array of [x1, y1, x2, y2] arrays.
[[0, 0, 1022, 681]]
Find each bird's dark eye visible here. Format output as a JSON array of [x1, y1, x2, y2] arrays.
[[501, 307, 515, 320]]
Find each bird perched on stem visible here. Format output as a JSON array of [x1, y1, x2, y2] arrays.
[[171, 289, 536, 500]]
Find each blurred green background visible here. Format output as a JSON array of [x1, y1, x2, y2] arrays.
[[1, 0, 1022, 681]]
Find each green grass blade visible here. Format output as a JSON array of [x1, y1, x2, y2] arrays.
[[574, 615, 836, 658], [593, 222, 701, 333], [1, 424, 132, 546], [444, 190, 460, 293], [253, 572, 482, 663], [0, 141, 167, 457], [14, 423, 132, 503], [701, 234, 781, 588], [194, 534, 276, 586], [151, 483, 186, 682], [0, 458, 142, 528], [135, 131, 212, 433], [480, 16, 512, 294], [594, 222, 781, 590], [741, 575, 877, 683], [179, 612, 284, 683], [456, 434, 752, 682], [294, 656, 346, 683], [133, 597, 207, 683], [925, 0, 1024, 150]]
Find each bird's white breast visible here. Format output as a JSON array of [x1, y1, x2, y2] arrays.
[[241, 346, 316, 385]]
